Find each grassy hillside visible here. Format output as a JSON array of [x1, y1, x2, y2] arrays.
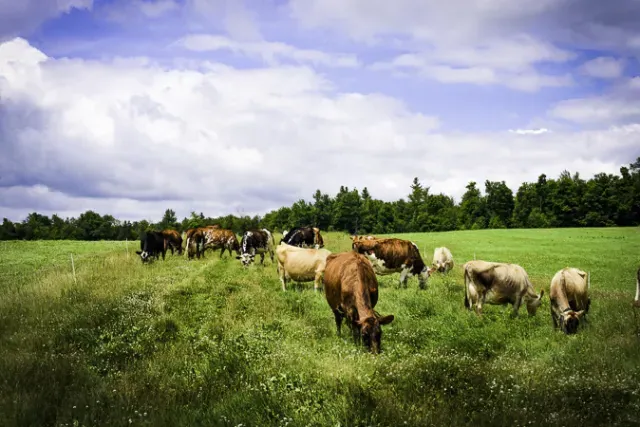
[[1, 228, 639, 427]]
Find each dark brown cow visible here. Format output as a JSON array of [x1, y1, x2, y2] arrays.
[[161, 229, 183, 255], [185, 227, 206, 260], [202, 228, 241, 258], [323, 251, 394, 354], [352, 237, 434, 289]]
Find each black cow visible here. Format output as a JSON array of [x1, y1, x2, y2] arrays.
[[236, 228, 275, 267], [136, 231, 167, 263], [281, 227, 324, 249]]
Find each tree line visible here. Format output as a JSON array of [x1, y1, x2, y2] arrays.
[[2, 157, 639, 241]]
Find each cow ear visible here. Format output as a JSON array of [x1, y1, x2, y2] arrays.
[[576, 310, 585, 319], [378, 314, 395, 325], [539, 289, 545, 298], [135, 251, 142, 255], [235, 256, 242, 259]]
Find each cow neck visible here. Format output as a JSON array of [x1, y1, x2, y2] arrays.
[[353, 285, 376, 321]]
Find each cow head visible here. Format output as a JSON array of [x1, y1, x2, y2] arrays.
[[559, 308, 585, 334], [418, 265, 436, 289], [525, 289, 545, 315], [136, 250, 152, 263], [358, 314, 395, 354], [236, 252, 255, 267]]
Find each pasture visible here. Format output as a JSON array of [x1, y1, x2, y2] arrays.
[[1, 228, 640, 427]]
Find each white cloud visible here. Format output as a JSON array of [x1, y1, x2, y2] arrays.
[[509, 128, 550, 135], [548, 78, 640, 125], [370, 36, 574, 91], [1, 38, 638, 222], [580, 57, 625, 79], [0, 0, 93, 41], [176, 34, 360, 68]]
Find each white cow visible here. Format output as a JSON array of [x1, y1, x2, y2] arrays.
[[432, 247, 454, 273]]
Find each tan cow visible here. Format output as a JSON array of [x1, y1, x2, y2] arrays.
[[352, 237, 435, 289], [323, 251, 395, 354], [432, 246, 454, 273], [549, 267, 591, 334], [276, 243, 332, 292], [463, 260, 544, 317]]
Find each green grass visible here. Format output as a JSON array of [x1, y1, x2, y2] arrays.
[[1, 228, 640, 427]]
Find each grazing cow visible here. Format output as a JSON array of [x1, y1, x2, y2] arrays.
[[136, 231, 167, 263], [323, 251, 395, 354], [236, 229, 275, 267], [463, 260, 544, 317], [549, 267, 591, 334], [185, 227, 206, 260], [432, 247, 454, 273], [281, 227, 324, 249], [276, 243, 332, 292], [352, 238, 434, 289], [161, 229, 183, 255], [202, 228, 241, 258]]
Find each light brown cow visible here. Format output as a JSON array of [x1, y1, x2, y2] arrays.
[[323, 251, 394, 354], [432, 246, 454, 273], [276, 243, 332, 292], [463, 260, 544, 317], [352, 237, 434, 289], [549, 267, 591, 334]]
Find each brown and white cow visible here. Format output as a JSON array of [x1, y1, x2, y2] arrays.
[[236, 228, 275, 267], [350, 234, 377, 242], [352, 238, 434, 289], [463, 260, 544, 317], [432, 246, 454, 273], [161, 229, 183, 255], [323, 251, 395, 354], [549, 267, 591, 334], [202, 228, 241, 258], [276, 243, 332, 292]]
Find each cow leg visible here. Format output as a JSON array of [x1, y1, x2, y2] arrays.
[[260, 252, 265, 265], [332, 309, 344, 336], [220, 247, 225, 258], [278, 263, 287, 291], [476, 290, 487, 316], [313, 269, 324, 293], [399, 265, 410, 288], [551, 304, 559, 329], [511, 295, 523, 318]]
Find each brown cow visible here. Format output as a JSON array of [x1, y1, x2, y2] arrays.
[[463, 260, 544, 317], [352, 237, 434, 289], [549, 267, 591, 334], [184, 227, 206, 259], [323, 251, 395, 354], [161, 229, 183, 255], [202, 228, 241, 258]]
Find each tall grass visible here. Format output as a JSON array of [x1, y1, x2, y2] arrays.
[[1, 228, 639, 426]]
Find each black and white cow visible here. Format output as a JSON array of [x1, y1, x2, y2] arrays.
[[281, 227, 324, 249], [136, 231, 167, 263], [236, 228, 275, 267]]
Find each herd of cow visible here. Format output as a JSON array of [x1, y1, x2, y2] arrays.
[[135, 226, 640, 354]]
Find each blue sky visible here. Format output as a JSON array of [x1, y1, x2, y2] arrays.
[[0, 0, 639, 221]]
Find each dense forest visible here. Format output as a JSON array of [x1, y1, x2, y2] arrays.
[[2, 157, 639, 241]]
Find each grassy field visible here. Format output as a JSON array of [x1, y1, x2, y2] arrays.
[[1, 228, 640, 427]]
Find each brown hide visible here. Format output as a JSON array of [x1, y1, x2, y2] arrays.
[[323, 252, 394, 354]]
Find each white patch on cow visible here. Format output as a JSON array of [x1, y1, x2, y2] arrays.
[[366, 252, 397, 275]]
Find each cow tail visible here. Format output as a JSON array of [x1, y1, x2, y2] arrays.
[[463, 264, 471, 309]]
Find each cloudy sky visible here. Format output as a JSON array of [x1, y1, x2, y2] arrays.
[[1, 0, 639, 222]]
